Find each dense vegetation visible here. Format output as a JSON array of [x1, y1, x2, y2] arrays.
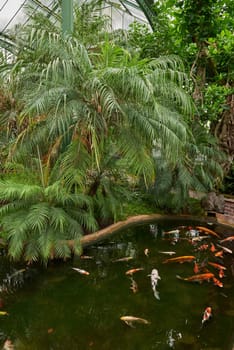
[[0, 0, 233, 263]]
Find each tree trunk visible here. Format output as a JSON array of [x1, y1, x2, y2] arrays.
[[214, 93, 234, 174], [65, 213, 209, 250]]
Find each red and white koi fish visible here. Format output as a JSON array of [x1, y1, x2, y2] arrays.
[[220, 236, 234, 243], [120, 316, 150, 328], [125, 268, 144, 276], [202, 307, 212, 324], [71, 267, 90, 275], [196, 226, 220, 238], [212, 277, 223, 288], [163, 256, 195, 264], [219, 269, 225, 279]]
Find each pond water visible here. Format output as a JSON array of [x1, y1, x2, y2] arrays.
[[0, 219, 233, 350]]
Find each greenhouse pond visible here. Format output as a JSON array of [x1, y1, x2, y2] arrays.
[[0, 218, 233, 350]]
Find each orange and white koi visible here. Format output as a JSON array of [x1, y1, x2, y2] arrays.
[[207, 262, 226, 270], [219, 269, 225, 279], [215, 250, 224, 258], [202, 307, 212, 324], [125, 268, 144, 276], [220, 236, 234, 243], [163, 256, 196, 264], [196, 226, 221, 238], [112, 257, 133, 263], [212, 277, 223, 288], [71, 267, 90, 275], [176, 272, 214, 283]]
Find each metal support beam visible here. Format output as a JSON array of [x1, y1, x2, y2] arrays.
[[62, 0, 73, 35]]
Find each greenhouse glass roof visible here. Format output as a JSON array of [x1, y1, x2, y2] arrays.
[[0, 0, 151, 33]]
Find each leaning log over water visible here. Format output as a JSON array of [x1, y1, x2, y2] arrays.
[[66, 214, 209, 250]]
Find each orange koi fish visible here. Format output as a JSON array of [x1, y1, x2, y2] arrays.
[[202, 307, 212, 324], [196, 226, 220, 238], [215, 250, 224, 258], [125, 268, 144, 276], [212, 277, 223, 288], [220, 236, 234, 243], [193, 261, 199, 274], [163, 256, 195, 264], [208, 262, 226, 270], [176, 272, 214, 283], [71, 267, 90, 275], [210, 243, 216, 252]]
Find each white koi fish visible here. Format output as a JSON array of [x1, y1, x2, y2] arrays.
[[120, 316, 150, 328], [149, 269, 161, 300]]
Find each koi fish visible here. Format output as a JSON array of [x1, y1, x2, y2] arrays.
[[210, 243, 216, 252], [80, 255, 94, 260], [212, 277, 223, 288], [129, 277, 138, 293], [0, 311, 8, 316], [163, 229, 180, 235], [158, 251, 176, 256], [219, 269, 225, 279], [198, 244, 209, 251], [3, 339, 14, 350], [163, 256, 195, 264], [196, 226, 221, 238], [176, 272, 214, 283], [208, 262, 226, 270], [144, 248, 149, 257], [125, 268, 144, 276], [112, 257, 133, 263], [120, 316, 150, 328], [215, 250, 224, 258], [220, 236, 234, 243], [216, 244, 232, 254], [202, 307, 212, 324], [149, 269, 161, 300], [191, 236, 210, 242], [193, 261, 199, 274], [71, 267, 90, 275]]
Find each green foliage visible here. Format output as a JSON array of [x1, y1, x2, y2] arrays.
[[0, 178, 97, 264]]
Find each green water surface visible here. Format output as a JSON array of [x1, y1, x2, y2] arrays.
[[0, 220, 233, 350]]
